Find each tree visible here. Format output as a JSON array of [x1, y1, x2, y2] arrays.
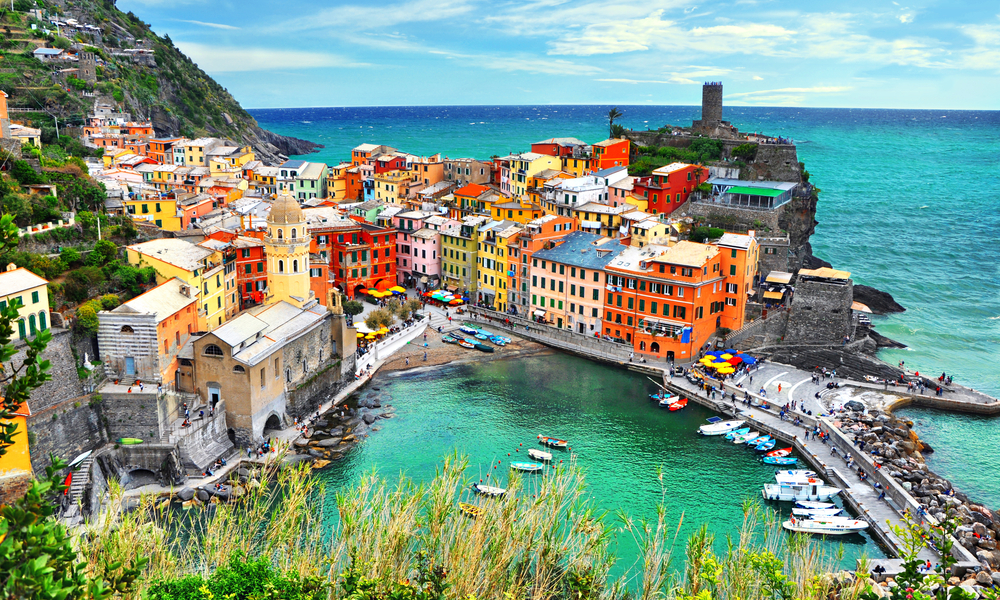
[[342, 300, 364, 317], [60, 247, 82, 266], [364, 308, 394, 331], [88, 239, 118, 266], [607, 107, 623, 137], [51, 36, 72, 50], [0, 213, 147, 598], [10, 160, 44, 185], [731, 143, 758, 162]]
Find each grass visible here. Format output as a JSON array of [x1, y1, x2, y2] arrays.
[[79, 452, 870, 600]]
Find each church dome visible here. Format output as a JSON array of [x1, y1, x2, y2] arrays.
[[268, 192, 304, 225]]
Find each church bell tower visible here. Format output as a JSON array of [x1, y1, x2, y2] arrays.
[[265, 193, 313, 308]]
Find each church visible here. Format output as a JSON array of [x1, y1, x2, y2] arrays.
[[180, 193, 357, 445]]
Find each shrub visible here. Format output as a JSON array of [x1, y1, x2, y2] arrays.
[[100, 293, 121, 310], [75, 304, 99, 334], [51, 36, 72, 50], [690, 226, 726, 243], [147, 553, 329, 600], [10, 160, 44, 185], [88, 239, 118, 266], [731, 143, 758, 162], [60, 247, 82, 266], [342, 300, 364, 317]]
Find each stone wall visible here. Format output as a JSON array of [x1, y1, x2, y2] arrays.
[[97, 312, 160, 382], [99, 392, 165, 442], [14, 328, 87, 413], [783, 278, 854, 345], [757, 237, 791, 278], [286, 358, 350, 419], [725, 307, 788, 348], [683, 199, 785, 232], [622, 132, 802, 183], [26, 396, 107, 473]]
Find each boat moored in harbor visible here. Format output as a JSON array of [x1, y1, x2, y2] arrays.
[[782, 516, 869, 535], [537, 435, 568, 448], [698, 420, 746, 436], [528, 448, 552, 461], [511, 462, 545, 472], [763, 482, 842, 502], [471, 483, 507, 496]]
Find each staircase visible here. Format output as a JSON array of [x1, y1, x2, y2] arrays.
[[68, 457, 94, 506]]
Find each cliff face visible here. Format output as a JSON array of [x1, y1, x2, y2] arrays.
[[13, 0, 321, 163]]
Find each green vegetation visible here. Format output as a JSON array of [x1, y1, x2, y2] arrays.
[[364, 307, 394, 330], [731, 143, 758, 162], [690, 226, 726, 243], [342, 299, 364, 317], [0, 213, 148, 599], [607, 107, 623, 137], [630, 139, 723, 176]]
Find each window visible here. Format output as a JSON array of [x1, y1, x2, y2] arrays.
[[291, 228, 297, 238], [726, 297, 737, 307], [204, 344, 224, 357], [730, 265, 737, 276], [727, 283, 738, 294], [627, 297, 634, 309], [261, 368, 266, 388], [278, 260, 284, 273], [639, 299, 645, 311], [593, 288, 599, 301], [293, 259, 299, 272], [592, 308, 598, 317], [696, 306, 704, 319], [616, 295, 622, 308], [233, 365, 246, 374], [731, 249, 737, 258], [274, 357, 281, 378], [245, 264, 252, 275], [31, 291, 39, 303], [673, 305, 686, 319]]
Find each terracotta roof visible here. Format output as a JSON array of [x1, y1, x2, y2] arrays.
[[454, 183, 489, 197]]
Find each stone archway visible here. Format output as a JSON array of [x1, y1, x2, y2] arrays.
[[650, 342, 660, 354], [263, 413, 282, 433]]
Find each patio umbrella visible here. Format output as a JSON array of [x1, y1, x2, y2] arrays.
[[389, 286, 406, 293], [727, 356, 743, 365], [449, 299, 463, 304], [365, 333, 376, 339], [742, 357, 758, 365], [723, 349, 737, 354], [720, 353, 734, 360], [356, 333, 364, 338], [718, 367, 735, 374]]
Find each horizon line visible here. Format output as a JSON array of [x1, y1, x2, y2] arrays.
[[244, 103, 999, 112]]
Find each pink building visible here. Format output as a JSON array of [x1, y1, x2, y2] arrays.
[[393, 211, 457, 289]]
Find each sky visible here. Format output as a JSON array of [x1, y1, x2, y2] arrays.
[[117, 0, 1000, 110]]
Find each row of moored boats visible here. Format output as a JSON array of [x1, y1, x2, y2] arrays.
[[466, 435, 569, 503], [443, 326, 513, 352], [698, 418, 869, 536]]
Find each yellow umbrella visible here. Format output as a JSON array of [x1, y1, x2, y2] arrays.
[[365, 333, 376, 339], [389, 286, 406, 293], [720, 353, 734, 360], [367, 289, 378, 295], [356, 333, 364, 338], [699, 357, 714, 363], [718, 367, 735, 374]]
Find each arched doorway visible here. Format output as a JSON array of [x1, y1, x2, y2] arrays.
[[650, 342, 660, 354], [263, 413, 282, 433]]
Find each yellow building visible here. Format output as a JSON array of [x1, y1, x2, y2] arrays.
[[526, 169, 573, 204], [0, 264, 50, 340], [490, 200, 544, 224], [373, 169, 416, 204], [208, 146, 255, 174], [476, 222, 522, 312], [124, 196, 182, 230], [0, 401, 32, 494], [570, 203, 630, 240], [102, 149, 132, 169], [126, 238, 232, 330], [502, 152, 560, 198], [325, 162, 352, 200], [560, 155, 596, 177], [628, 218, 671, 247], [265, 193, 314, 308]]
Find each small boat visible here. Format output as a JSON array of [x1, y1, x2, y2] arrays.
[[763, 456, 798, 465], [746, 435, 770, 446], [459, 341, 476, 349], [724, 427, 751, 440], [492, 335, 512, 344], [459, 502, 483, 518], [537, 435, 568, 448], [782, 517, 868, 535], [775, 472, 822, 485], [119, 438, 144, 445], [732, 430, 760, 444], [762, 483, 842, 502], [511, 462, 545, 472], [765, 447, 793, 458], [755, 439, 776, 452], [460, 325, 480, 335], [475, 333, 489, 340], [489, 336, 507, 346], [776, 469, 818, 479], [473, 343, 495, 353], [792, 507, 843, 517], [441, 336, 458, 344], [471, 483, 506, 497], [650, 391, 672, 402], [698, 420, 745, 436], [528, 448, 552, 461], [668, 398, 688, 411], [795, 501, 835, 510], [658, 395, 678, 407]]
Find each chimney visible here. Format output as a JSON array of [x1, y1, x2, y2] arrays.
[[180, 284, 191, 298], [6, 262, 17, 272]]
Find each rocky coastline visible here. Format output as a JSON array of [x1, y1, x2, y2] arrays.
[[837, 408, 1000, 591]]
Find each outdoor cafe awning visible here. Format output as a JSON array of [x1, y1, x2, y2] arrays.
[[533, 309, 546, 317], [763, 291, 784, 300], [765, 271, 793, 284]]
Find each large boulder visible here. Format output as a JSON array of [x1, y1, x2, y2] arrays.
[[975, 571, 993, 586], [176, 487, 195, 502], [854, 285, 905, 314], [845, 400, 866, 412], [197, 489, 211, 502], [362, 413, 377, 425], [317, 438, 341, 447]]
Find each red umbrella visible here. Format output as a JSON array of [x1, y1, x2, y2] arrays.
[[727, 356, 743, 365]]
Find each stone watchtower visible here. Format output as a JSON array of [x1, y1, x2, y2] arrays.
[[79, 51, 97, 83], [264, 193, 314, 308], [701, 82, 723, 126]]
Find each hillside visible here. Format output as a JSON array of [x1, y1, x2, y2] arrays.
[[0, 0, 320, 162]]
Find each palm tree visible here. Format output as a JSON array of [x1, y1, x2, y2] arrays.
[[607, 107, 623, 137]]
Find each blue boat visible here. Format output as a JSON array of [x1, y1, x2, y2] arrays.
[[489, 336, 507, 346], [746, 435, 770, 446], [460, 325, 480, 335], [763, 456, 798, 465], [475, 333, 489, 340], [724, 427, 751, 440], [755, 439, 776, 452]]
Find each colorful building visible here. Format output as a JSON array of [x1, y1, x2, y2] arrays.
[[632, 163, 707, 216], [490, 199, 544, 224], [393, 210, 436, 287], [591, 138, 630, 170], [507, 214, 578, 314], [0, 264, 50, 340], [500, 152, 561, 198], [528, 231, 623, 333], [476, 221, 522, 312], [441, 216, 489, 292], [304, 208, 397, 296]]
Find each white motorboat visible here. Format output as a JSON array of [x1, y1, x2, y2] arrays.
[[762, 483, 842, 502], [732, 430, 760, 444], [657, 394, 677, 407], [528, 449, 552, 462], [774, 470, 822, 485], [782, 516, 869, 535], [699, 420, 746, 436], [795, 501, 835, 510], [471, 483, 507, 497], [791, 507, 843, 517]]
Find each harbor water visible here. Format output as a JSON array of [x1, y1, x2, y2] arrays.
[[252, 105, 1000, 507], [315, 352, 881, 572]]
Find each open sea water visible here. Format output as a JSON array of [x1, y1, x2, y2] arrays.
[[250, 105, 1000, 509]]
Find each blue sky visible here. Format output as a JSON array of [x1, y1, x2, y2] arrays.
[[118, 0, 1000, 109]]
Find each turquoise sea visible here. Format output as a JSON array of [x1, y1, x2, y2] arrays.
[[250, 105, 1000, 509], [317, 354, 877, 574]]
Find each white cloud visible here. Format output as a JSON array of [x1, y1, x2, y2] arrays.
[[899, 13, 913, 23], [753, 75, 764, 80], [726, 85, 852, 105], [174, 42, 369, 72], [274, 0, 476, 33], [172, 19, 240, 30]]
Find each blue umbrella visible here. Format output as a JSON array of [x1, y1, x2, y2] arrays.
[[742, 357, 757, 365]]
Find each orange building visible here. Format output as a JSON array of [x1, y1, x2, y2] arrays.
[[592, 138, 630, 170], [602, 233, 757, 361], [508, 214, 578, 314], [632, 162, 707, 216], [149, 137, 182, 164]]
